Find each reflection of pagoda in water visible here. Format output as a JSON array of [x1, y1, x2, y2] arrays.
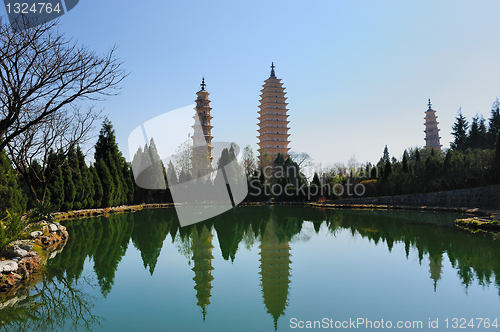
[[259, 216, 292, 331], [429, 253, 443, 292], [191, 225, 214, 321]]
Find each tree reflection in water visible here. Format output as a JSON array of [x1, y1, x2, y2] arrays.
[[1, 207, 499, 331], [0, 273, 101, 331]]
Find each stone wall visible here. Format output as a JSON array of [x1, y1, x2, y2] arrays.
[[335, 185, 500, 210]]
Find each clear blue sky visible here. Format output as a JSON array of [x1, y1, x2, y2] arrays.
[[5, 0, 500, 166]]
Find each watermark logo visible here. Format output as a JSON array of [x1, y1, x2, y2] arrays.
[[128, 105, 248, 227], [4, 0, 79, 30]]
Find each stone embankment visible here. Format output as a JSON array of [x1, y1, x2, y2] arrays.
[[54, 203, 175, 220], [0, 221, 69, 295]]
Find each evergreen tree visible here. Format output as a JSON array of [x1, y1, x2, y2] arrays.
[[122, 162, 135, 204], [24, 159, 45, 209], [45, 150, 64, 211], [95, 158, 114, 207], [402, 150, 409, 173], [95, 118, 129, 207], [383, 160, 392, 180], [61, 155, 76, 211], [451, 108, 469, 152], [468, 114, 487, 150], [496, 132, 500, 163], [415, 149, 421, 162], [381, 145, 390, 163], [488, 98, 500, 149], [76, 146, 94, 209], [68, 147, 84, 210], [166, 161, 178, 186], [312, 172, 321, 186], [0, 150, 25, 215], [90, 165, 102, 208], [425, 152, 442, 190]]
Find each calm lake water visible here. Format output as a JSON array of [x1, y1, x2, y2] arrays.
[[2, 206, 500, 331]]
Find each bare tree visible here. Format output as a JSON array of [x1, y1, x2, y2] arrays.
[[0, 18, 126, 151], [242, 145, 256, 178], [289, 151, 313, 168], [6, 106, 101, 202], [174, 134, 193, 175]]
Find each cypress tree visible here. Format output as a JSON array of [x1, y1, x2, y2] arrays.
[[95, 118, 129, 207], [45, 150, 64, 211], [451, 109, 469, 152], [312, 172, 321, 186], [76, 146, 93, 209], [415, 149, 421, 162], [381, 145, 390, 163], [96, 158, 114, 207], [61, 158, 76, 211], [122, 162, 135, 204], [25, 159, 45, 209], [166, 161, 178, 186], [383, 161, 392, 180], [488, 98, 500, 149], [69, 147, 84, 210], [492, 132, 500, 184], [402, 150, 409, 173], [90, 165, 102, 208], [468, 115, 487, 150], [0, 150, 25, 215]]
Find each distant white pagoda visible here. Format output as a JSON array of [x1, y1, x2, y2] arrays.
[[424, 99, 442, 150], [191, 77, 214, 177]]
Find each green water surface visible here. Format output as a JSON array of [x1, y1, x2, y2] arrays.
[[1, 206, 500, 331]]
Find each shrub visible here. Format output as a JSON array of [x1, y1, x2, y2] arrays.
[[27, 201, 56, 223]]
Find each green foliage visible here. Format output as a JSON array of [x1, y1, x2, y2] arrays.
[[402, 150, 409, 173], [45, 150, 65, 211], [61, 159, 76, 211], [75, 146, 94, 209], [381, 145, 390, 163], [312, 173, 321, 186], [96, 158, 114, 207], [0, 212, 30, 251], [167, 161, 178, 185], [468, 114, 487, 150], [90, 166, 102, 208], [28, 200, 56, 223], [451, 108, 469, 152], [383, 161, 392, 180], [132, 139, 166, 204], [94, 118, 132, 207], [69, 147, 84, 210], [487, 98, 500, 149], [0, 149, 25, 215]]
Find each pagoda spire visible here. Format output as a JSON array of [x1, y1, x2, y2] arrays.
[[270, 62, 276, 78], [201, 77, 206, 91], [428, 98, 432, 109]]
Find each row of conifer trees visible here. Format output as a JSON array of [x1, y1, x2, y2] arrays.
[[0, 118, 177, 216]]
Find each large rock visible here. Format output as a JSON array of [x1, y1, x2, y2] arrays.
[[48, 224, 58, 232], [0, 261, 18, 273], [18, 244, 33, 251], [30, 231, 43, 239], [3, 245, 28, 258]]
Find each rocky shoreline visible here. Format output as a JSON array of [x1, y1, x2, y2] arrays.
[[0, 221, 69, 296], [454, 216, 500, 234]]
